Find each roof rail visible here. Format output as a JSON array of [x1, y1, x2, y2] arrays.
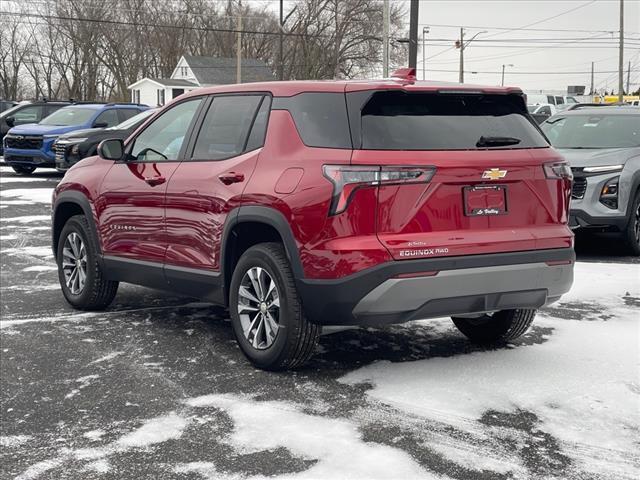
[[567, 102, 628, 111], [104, 102, 148, 107]]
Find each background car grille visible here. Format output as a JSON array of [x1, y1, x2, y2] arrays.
[[54, 142, 68, 163], [5, 135, 43, 150], [571, 177, 587, 199]]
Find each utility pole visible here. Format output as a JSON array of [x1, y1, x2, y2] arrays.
[[278, 0, 283, 81], [501, 64, 513, 86], [590, 62, 594, 95], [382, 0, 389, 77], [459, 28, 464, 83], [408, 0, 419, 69], [618, 0, 624, 102], [422, 26, 430, 80], [627, 60, 631, 94], [236, 11, 242, 83]]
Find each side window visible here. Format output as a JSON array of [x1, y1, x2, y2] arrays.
[[93, 109, 120, 127], [555, 96, 564, 105], [13, 106, 43, 125], [278, 93, 352, 148], [547, 96, 555, 104], [129, 98, 202, 162], [245, 97, 271, 152], [191, 95, 263, 160], [540, 106, 551, 115], [117, 108, 139, 123]]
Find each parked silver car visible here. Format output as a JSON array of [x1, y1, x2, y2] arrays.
[[541, 106, 640, 255]]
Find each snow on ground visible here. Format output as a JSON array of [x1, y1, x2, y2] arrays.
[[0, 215, 50, 223], [340, 262, 640, 479], [185, 394, 436, 480], [0, 188, 54, 204]]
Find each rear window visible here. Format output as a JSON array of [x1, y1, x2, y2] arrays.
[[357, 91, 548, 150], [541, 114, 640, 148], [274, 93, 351, 149]]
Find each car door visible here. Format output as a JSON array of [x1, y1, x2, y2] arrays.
[[164, 94, 269, 294], [97, 97, 204, 266]]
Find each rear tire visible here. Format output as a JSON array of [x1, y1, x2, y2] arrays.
[[57, 215, 118, 310], [229, 242, 320, 370], [452, 308, 536, 344], [622, 191, 640, 256], [11, 165, 36, 175]]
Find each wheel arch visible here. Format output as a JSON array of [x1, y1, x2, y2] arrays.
[[221, 206, 304, 305], [52, 191, 100, 261]]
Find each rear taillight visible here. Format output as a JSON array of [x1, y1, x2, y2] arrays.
[[544, 162, 573, 180], [322, 165, 435, 215]]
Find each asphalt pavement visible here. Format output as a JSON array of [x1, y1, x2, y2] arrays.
[[1, 165, 638, 480]]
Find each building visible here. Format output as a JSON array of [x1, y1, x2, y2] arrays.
[[127, 55, 274, 106]]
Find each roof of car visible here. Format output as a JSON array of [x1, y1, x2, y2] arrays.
[[180, 78, 524, 99]]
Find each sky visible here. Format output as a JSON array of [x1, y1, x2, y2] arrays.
[[410, 0, 639, 93]]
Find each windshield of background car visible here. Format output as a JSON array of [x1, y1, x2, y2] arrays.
[[0, 104, 23, 119], [527, 105, 538, 113], [109, 108, 156, 130], [541, 114, 640, 148], [39, 107, 97, 126], [358, 91, 548, 150]]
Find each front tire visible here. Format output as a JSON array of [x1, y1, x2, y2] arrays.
[[452, 308, 536, 344], [622, 191, 640, 256], [11, 165, 36, 175], [229, 243, 320, 370], [57, 215, 118, 310]]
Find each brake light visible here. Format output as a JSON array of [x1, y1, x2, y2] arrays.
[[322, 165, 436, 215], [544, 162, 573, 180]]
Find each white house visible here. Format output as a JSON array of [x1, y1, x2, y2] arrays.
[[128, 55, 274, 107]]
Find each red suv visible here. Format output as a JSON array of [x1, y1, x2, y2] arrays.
[[52, 69, 574, 370]]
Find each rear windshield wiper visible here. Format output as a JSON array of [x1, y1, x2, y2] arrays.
[[476, 136, 521, 147]]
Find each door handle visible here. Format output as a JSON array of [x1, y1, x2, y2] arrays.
[[218, 172, 245, 185], [144, 176, 166, 186]]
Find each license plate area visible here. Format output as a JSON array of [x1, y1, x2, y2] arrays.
[[464, 185, 507, 216]]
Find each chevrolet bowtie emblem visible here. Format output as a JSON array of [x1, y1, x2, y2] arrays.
[[482, 168, 507, 180]]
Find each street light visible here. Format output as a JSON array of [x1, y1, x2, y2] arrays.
[[458, 29, 487, 83], [501, 64, 514, 86], [422, 26, 430, 80]]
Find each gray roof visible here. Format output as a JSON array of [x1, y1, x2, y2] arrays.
[[182, 56, 274, 85], [149, 78, 199, 87]]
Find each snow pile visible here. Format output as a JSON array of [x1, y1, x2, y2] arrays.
[[185, 394, 436, 479], [0, 188, 54, 205], [340, 262, 640, 479]]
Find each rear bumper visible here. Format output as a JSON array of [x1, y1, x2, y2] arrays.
[[297, 248, 574, 326]]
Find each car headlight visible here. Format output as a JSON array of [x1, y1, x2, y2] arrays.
[[583, 164, 623, 173], [599, 176, 619, 209]]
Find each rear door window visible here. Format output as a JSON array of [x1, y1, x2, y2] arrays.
[[191, 95, 263, 160], [354, 91, 548, 150]]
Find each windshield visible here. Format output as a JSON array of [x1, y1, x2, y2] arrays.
[[0, 104, 23, 119], [108, 108, 155, 130], [541, 114, 640, 148], [358, 92, 548, 150], [39, 107, 96, 126]]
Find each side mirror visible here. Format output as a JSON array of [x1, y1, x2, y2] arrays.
[[97, 138, 124, 161], [93, 122, 108, 128], [5, 116, 15, 127]]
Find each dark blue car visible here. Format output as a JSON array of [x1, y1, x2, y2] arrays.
[[3, 103, 147, 175]]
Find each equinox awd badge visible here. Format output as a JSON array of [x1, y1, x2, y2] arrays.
[[482, 168, 507, 180]]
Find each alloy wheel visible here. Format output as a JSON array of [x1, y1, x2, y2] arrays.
[[237, 267, 280, 350], [62, 232, 87, 295]]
